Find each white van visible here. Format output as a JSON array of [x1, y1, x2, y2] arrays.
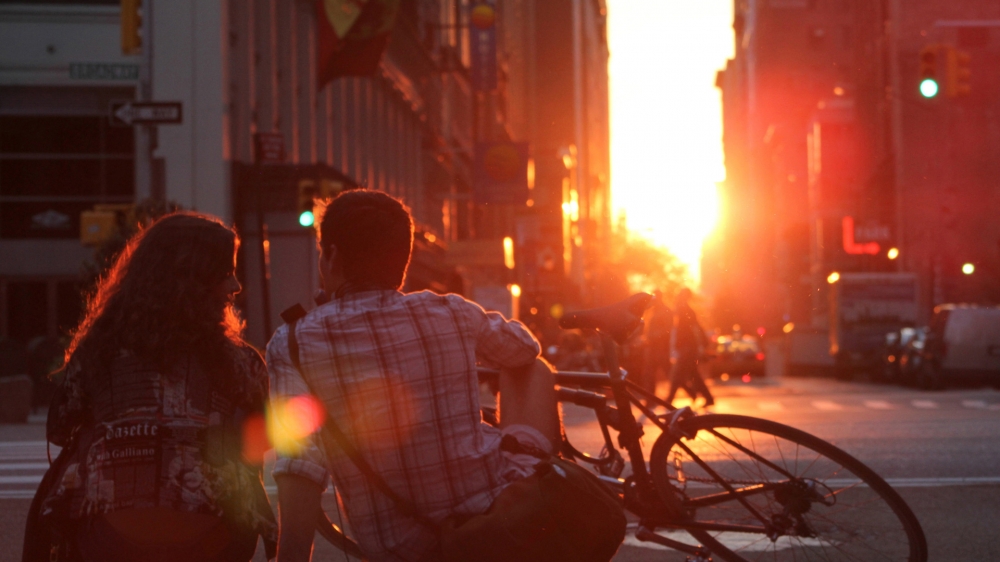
[[916, 304, 1000, 389]]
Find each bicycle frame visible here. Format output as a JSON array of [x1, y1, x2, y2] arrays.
[[541, 332, 805, 551]]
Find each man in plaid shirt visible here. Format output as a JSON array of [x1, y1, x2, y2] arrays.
[[267, 190, 560, 562]]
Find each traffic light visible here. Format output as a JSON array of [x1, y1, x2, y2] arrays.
[[946, 47, 972, 97], [121, 0, 141, 55], [918, 44, 941, 98], [296, 179, 346, 227], [80, 204, 134, 246], [297, 180, 318, 227]]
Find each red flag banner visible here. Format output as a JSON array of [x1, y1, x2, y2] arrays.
[[316, 0, 401, 89]]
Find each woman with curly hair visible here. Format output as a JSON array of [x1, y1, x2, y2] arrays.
[[34, 212, 276, 562]]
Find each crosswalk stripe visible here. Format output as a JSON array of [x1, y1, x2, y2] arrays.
[[811, 400, 843, 411], [912, 400, 939, 409], [757, 401, 783, 412], [0, 475, 43, 484], [0, 490, 37, 499], [962, 400, 989, 409], [864, 400, 895, 410], [0, 463, 50, 471]]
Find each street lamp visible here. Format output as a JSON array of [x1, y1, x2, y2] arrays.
[[962, 263, 975, 275], [887, 247, 900, 260]]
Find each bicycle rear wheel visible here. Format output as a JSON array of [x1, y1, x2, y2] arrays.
[[649, 414, 927, 561]]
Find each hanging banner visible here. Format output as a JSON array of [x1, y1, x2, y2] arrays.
[[474, 142, 530, 204], [316, 0, 401, 88], [469, 1, 498, 91]]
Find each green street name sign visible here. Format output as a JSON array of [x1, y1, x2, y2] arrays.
[[69, 63, 140, 80]]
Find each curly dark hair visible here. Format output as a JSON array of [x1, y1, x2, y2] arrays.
[[65, 212, 245, 383], [316, 189, 414, 290]]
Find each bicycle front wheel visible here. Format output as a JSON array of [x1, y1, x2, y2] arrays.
[[649, 414, 927, 561]]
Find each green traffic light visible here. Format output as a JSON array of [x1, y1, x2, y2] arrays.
[[919, 78, 939, 98], [298, 210, 315, 227]]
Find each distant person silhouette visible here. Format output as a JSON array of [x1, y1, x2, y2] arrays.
[[666, 288, 714, 408], [640, 290, 673, 399]]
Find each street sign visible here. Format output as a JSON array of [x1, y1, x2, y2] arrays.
[[254, 132, 286, 164], [109, 101, 183, 126], [70, 63, 139, 80]]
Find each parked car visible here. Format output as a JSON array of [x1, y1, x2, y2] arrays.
[[706, 334, 766, 380], [905, 304, 1000, 390]]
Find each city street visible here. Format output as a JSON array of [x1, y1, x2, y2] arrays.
[[3, 375, 1000, 561]]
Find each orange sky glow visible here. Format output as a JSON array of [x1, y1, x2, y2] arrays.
[[606, 1, 734, 283]]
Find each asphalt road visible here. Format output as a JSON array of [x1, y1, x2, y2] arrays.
[[3, 375, 1000, 561]]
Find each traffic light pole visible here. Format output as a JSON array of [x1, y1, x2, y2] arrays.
[[889, 0, 905, 273], [134, 0, 155, 201]]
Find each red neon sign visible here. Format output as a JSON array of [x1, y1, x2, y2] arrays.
[[842, 216, 880, 255]]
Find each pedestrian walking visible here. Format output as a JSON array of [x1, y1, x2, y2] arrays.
[[640, 290, 674, 399], [666, 288, 715, 408], [23, 213, 277, 562]]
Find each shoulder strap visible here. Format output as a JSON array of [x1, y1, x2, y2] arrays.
[[283, 310, 439, 532]]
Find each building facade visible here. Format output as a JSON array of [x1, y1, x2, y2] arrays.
[[711, 0, 1000, 337], [0, 0, 611, 349]]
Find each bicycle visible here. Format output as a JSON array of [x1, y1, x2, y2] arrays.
[[316, 293, 928, 561]]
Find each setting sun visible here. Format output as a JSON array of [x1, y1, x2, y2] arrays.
[[607, 1, 733, 282]]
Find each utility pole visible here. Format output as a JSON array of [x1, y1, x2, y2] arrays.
[[134, 0, 155, 201]]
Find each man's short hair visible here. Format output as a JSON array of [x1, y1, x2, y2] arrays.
[[316, 189, 414, 290]]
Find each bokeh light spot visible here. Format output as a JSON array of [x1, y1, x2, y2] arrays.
[[550, 303, 565, 319]]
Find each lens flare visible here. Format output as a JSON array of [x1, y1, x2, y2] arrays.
[[268, 394, 326, 454]]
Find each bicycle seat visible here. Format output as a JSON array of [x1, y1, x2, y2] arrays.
[[558, 293, 653, 343]]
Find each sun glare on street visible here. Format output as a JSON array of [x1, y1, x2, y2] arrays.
[[607, 1, 733, 281]]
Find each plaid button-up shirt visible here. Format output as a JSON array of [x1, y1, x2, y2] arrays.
[[267, 290, 541, 562]]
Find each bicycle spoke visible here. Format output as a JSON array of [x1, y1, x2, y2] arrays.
[[649, 415, 925, 562]]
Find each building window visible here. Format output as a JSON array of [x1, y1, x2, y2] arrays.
[[0, 115, 133, 239], [0, 277, 84, 344]]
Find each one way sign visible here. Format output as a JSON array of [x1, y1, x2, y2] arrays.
[[109, 101, 183, 126]]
